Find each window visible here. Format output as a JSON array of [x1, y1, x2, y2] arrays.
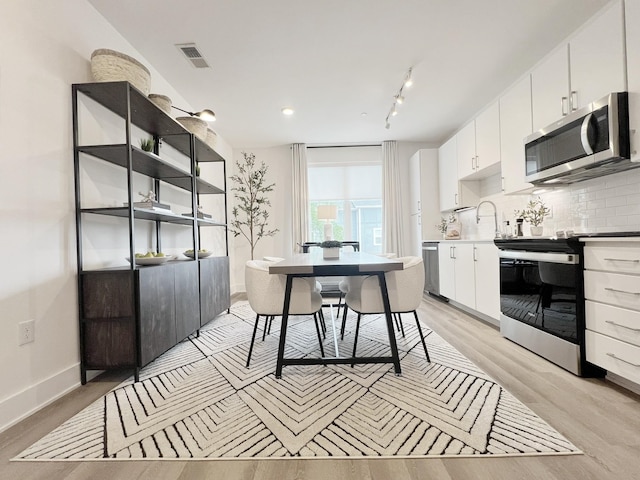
[[307, 146, 382, 253]]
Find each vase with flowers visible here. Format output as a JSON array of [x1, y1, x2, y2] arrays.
[[515, 197, 550, 236], [436, 213, 460, 239]]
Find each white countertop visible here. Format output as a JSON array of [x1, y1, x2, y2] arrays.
[[424, 238, 498, 244]]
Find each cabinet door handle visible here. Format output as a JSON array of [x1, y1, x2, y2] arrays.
[[571, 91, 578, 111], [473, 246, 477, 262], [561, 96, 569, 116], [604, 287, 640, 296], [603, 258, 640, 263], [454, 193, 458, 205], [606, 353, 640, 368], [475, 156, 479, 170], [605, 320, 640, 332]]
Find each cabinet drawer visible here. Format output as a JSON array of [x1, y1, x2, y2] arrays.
[[584, 270, 640, 311], [585, 330, 640, 385], [585, 300, 640, 347], [584, 245, 640, 274]]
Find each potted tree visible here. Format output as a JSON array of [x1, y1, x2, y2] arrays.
[[229, 152, 278, 259]]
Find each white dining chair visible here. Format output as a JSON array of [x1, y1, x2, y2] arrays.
[[343, 256, 430, 361], [337, 252, 398, 338], [263, 256, 325, 336], [245, 260, 324, 367]]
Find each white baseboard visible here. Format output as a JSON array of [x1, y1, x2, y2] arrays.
[[447, 299, 501, 328], [0, 363, 80, 434], [606, 372, 640, 396]]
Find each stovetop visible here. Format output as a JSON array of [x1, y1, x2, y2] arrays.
[[494, 231, 640, 253], [494, 236, 583, 253]]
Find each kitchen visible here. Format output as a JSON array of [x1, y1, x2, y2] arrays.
[[403, 0, 640, 396]]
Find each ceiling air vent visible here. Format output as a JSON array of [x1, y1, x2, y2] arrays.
[[175, 43, 210, 69]]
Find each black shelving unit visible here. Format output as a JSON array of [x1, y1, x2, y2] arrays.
[[72, 81, 230, 383]]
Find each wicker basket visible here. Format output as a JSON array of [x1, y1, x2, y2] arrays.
[[176, 116, 207, 140], [205, 128, 218, 149], [91, 49, 151, 95], [148, 94, 172, 115]]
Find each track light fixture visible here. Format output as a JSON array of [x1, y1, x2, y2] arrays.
[[385, 67, 413, 129], [172, 105, 216, 122]]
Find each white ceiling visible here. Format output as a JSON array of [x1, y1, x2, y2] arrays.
[[88, 0, 611, 148]]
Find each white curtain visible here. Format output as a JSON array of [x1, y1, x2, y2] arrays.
[[382, 140, 404, 255], [291, 143, 309, 253]]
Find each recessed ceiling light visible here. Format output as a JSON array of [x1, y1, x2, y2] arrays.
[[281, 107, 294, 115]]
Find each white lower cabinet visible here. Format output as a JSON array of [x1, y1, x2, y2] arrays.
[[473, 243, 500, 319], [438, 241, 500, 321], [584, 240, 640, 386]]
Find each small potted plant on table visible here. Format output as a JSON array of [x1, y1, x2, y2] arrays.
[[320, 240, 342, 259]]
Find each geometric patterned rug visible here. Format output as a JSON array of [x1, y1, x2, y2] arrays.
[[14, 301, 581, 460]]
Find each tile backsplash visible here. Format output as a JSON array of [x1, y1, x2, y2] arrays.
[[455, 167, 640, 239]]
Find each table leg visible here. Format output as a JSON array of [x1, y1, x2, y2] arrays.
[[275, 274, 294, 378], [377, 272, 402, 375]]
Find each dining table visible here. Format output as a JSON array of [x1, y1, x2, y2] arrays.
[[268, 250, 404, 378]]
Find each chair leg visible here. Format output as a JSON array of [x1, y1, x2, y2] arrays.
[[396, 313, 406, 337], [351, 313, 362, 367], [336, 291, 344, 321], [318, 309, 327, 338], [313, 312, 325, 357], [413, 310, 430, 362], [261, 315, 270, 341], [246, 314, 261, 368], [340, 301, 349, 340], [266, 316, 274, 334]]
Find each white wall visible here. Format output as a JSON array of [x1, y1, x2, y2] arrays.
[[228, 145, 292, 292], [0, 0, 232, 433]]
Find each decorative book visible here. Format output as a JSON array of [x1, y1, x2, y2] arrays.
[[124, 201, 171, 210]]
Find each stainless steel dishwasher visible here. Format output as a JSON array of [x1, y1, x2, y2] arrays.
[[422, 242, 447, 301]]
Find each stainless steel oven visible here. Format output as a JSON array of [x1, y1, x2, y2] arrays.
[[495, 237, 602, 376]]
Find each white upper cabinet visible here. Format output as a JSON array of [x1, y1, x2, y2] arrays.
[[531, 0, 625, 132], [439, 135, 479, 212], [456, 121, 476, 179], [456, 101, 501, 180], [474, 101, 501, 176], [500, 75, 534, 194], [569, 0, 626, 111], [531, 45, 570, 132], [438, 136, 459, 211], [626, 0, 640, 161]]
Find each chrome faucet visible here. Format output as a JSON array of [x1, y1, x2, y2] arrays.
[[476, 200, 501, 238]]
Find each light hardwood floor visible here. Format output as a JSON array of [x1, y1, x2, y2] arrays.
[[2, 294, 639, 480]]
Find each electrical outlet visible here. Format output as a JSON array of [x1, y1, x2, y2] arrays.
[[18, 320, 35, 345]]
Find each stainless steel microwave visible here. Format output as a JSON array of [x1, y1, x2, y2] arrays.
[[524, 92, 633, 185]]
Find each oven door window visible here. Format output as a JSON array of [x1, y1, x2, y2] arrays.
[[499, 258, 578, 343]]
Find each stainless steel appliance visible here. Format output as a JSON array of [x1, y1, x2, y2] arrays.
[[525, 92, 632, 185], [422, 241, 446, 300], [495, 237, 602, 376]]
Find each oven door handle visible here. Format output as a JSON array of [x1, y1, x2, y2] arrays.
[[498, 249, 579, 264]]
